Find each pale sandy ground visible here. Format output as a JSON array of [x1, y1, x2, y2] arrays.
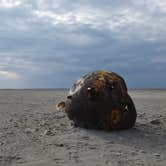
[[0, 90, 166, 166]]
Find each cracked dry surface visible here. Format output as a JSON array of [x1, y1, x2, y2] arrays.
[[0, 90, 165, 166]]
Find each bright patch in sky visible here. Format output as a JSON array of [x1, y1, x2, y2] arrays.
[[0, 0, 21, 8], [0, 71, 20, 80]]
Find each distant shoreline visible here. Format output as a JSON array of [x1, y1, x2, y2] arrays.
[[0, 88, 166, 91], [129, 88, 166, 91], [0, 88, 69, 91]]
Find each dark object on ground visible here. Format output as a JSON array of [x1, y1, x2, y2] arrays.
[[57, 70, 137, 131], [150, 119, 161, 125]]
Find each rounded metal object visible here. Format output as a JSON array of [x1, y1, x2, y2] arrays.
[[58, 70, 137, 131]]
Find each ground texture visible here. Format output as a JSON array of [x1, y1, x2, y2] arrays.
[[0, 90, 166, 166]]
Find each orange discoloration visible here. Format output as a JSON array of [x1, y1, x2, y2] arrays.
[[56, 101, 66, 111], [110, 109, 121, 129], [93, 80, 109, 96], [95, 71, 123, 97], [93, 79, 105, 89]]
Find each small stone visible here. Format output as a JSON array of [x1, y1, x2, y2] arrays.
[[16, 156, 22, 160], [89, 146, 96, 150], [153, 153, 160, 157], [25, 128, 36, 133], [53, 158, 60, 162], [13, 122, 19, 127], [59, 144, 64, 147], [139, 150, 146, 153], [150, 119, 161, 125], [43, 129, 54, 136], [43, 130, 48, 135], [9, 118, 13, 122], [54, 143, 64, 147], [114, 152, 121, 156]]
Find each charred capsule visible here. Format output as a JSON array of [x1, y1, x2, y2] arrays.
[[57, 70, 137, 131]]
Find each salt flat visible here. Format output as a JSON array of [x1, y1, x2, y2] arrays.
[[0, 90, 165, 166]]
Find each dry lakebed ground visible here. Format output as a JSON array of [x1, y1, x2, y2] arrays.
[[0, 89, 165, 166]]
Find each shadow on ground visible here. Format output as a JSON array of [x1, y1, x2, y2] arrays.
[[85, 121, 166, 152]]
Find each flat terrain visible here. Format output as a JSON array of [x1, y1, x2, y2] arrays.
[[0, 90, 166, 166]]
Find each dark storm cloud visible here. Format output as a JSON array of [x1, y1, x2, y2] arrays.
[[0, 0, 166, 88]]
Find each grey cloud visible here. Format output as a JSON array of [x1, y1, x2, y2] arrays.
[[0, 0, 166, 88]]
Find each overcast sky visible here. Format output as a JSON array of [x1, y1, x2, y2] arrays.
[[0, 0, 166, 88]]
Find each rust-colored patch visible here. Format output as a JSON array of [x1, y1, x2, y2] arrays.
[[110, 109, 121, 129], [90, 71, 114, 96], [100, 109, 121, 130], [91, 79, 107, 95], [56, 101, 66, 111]]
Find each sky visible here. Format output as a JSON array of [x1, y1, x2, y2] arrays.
[[0, 0, 166, 89]]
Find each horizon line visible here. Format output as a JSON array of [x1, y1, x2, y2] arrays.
[[0, 88, 166, 91]]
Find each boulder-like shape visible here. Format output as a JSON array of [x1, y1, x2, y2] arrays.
[[57, 70, 137, 131]]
